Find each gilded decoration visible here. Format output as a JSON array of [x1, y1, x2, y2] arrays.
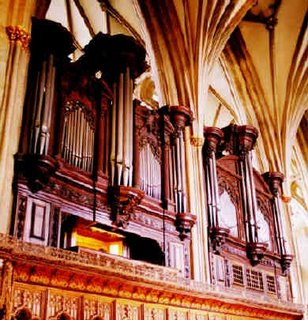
[[5, 25, 30, 48], [0, 234, 304, 320], [190, 136, 204, 148]]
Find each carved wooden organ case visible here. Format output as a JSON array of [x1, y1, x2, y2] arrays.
[[12, 18, 196, 277], [203, 124, 293, 300]]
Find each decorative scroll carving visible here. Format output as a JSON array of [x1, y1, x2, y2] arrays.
[[0, 261, 13, 320], [44, 180, 109, 213], [135, 105, 162, 162], [218, 176, 240, 207], [5, 25, 30, 48], [109, 186, 145, 228], [50, 207, 60, 247], [15, 195, 27, 239]]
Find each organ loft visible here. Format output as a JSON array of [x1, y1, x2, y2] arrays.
[[0, 1, 307, 319]]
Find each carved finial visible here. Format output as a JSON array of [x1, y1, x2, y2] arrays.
[[263, 171, 284, 196], [203, 127, 224, 158]]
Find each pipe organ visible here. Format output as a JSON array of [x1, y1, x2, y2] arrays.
[[7, 18, 296, 320], [13, 18, 195, 283], [203, 124, 292, 300]]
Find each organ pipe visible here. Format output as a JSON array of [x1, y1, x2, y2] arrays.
[[110, 67, 134, 187], [237, 126, 259, 244], [236, 125, 268, 265], [110, 84, 117, 185], [61, 102, 94, 172], [139, 144, 161, 199], [203, 127, 224, 228], [31, 54, 56, 155], [116, 72, 124, 185]]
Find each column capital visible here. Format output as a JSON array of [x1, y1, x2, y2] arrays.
[[6, 25, 30, 48], [191, 136, 204, 148]]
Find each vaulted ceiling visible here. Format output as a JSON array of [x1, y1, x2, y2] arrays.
[[45, 0, 307, 204]]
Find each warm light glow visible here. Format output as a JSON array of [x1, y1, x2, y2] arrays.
[[71, 231, 77, 246], [109, 244, 120, 255]]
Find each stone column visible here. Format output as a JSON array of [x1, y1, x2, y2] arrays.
[[188, 135, 209, 282], [0, 0, 37, 233]]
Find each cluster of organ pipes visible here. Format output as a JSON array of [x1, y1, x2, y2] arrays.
[[110, 66, 134, 187], [172, 130, 187, 213], [139, 144, 161, 199], [239, 151, 260, 244], [61, 102, 95, 172], [270, 175, 287, 256], [205, 150, 220, 228], [30, 54, 56, 155]]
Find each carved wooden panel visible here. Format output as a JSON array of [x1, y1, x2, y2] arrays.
[[144, 304, 166, 320], [116, 300, 140, 320], [188, 311, 209, 320], [217, 159, 244, 241], [14, 194, 28, 239], [47, 290, 79, 319], [24, 198, 50, 245], [169, 242, 185, 275], [208, 314, 226, 320], [82, 296, 112, 320], [12, 284, 45, 319], [167, 308, 187, 320]]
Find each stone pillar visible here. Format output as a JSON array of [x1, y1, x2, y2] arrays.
[[188, 135, 209, 282], [0, 0, 37, 233]]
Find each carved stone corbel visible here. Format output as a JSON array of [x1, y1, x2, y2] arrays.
[[109, 186, 144, 228], [175, 212, 196, 241], [281, 254, 293, 275], [247, 242, 268, 266], [209, 226, 230, 254]]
